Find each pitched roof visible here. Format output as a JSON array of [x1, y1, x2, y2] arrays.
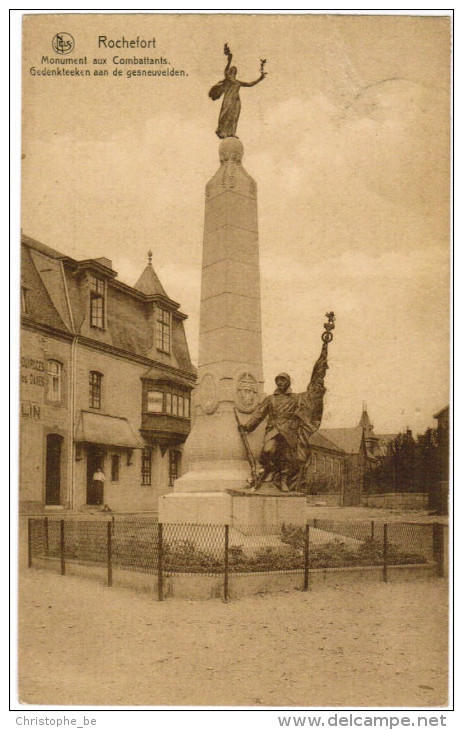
[[308, 431, 345, 453], [21, 245, 69, 332], [21, 233, 66, 260], [21, 234, 194, 373], [134, 259, 168, 297], [318, 426, 364, 454], [358, 408, 372, 430], [375, 433, 397, 442]]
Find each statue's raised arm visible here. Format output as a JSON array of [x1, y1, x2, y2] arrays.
[[208, 45, 267, 139], [296, 312, 336, 453]]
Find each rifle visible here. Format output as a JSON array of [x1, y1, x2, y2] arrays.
[[234, 407, 259, 489]]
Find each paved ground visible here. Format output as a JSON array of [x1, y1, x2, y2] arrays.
[[17, 567, 448, 708]]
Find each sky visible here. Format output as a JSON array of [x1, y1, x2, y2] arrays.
[[20, 12, 451, 435]]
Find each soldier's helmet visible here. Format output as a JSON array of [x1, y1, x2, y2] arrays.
[[275, 372, 291, 384]]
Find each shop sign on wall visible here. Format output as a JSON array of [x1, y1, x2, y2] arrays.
[[20, 357, 46, 387]]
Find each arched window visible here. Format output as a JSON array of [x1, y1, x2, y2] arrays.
[[46, 360, 62, 402], [89, 371, 103, 409]]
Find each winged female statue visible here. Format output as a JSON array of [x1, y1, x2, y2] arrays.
[[209, 44, 267, 139]]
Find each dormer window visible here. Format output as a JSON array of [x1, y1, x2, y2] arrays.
[[156, 308, 171, 353], [89, 275, 105, 329]]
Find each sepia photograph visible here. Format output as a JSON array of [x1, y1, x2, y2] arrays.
[[15, 10, 451, 713]]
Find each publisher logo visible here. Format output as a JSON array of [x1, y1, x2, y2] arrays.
[[52, 33, 75, 55]]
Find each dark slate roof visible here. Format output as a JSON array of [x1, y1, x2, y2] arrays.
[[318, 426, 364, 454], [21, 233, 66, 260], [358, 408, 372, 430], [134, 262, 168, 297], [21, 245, 69, 332], [21, 234, 195, 375], [308, 431, 345, 453], [143, 366, 196, 387]]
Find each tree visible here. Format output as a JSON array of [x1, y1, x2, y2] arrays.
[[364, 428, 439, 494]]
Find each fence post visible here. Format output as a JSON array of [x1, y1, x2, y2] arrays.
[[432, 522, 445, 578], [382, 523, 388, 583], [157, 522, 164, 601], [44, 516, 49, 556], [371, 520, 375, 540], [107, 521, 113, 587], [60, 519, 66, 576], [303, 523, 310, 591], [224, 524, 229, 602], [313, 518, 318, 529], [27, 518, 33, 568]]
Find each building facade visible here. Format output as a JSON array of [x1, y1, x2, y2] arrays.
[[20, 235, 196, 513], [302, 406, 389, 505]]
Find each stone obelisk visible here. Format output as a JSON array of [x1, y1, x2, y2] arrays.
[[159, 45, 268, 522], [175, 137, 264, 492]]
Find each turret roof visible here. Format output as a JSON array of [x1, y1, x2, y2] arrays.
[[134, 251, 168, 297]]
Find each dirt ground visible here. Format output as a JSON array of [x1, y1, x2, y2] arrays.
[[17, 567, 449, 708]]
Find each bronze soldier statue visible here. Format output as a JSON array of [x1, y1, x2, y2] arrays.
[[238, 313, 335, 492]]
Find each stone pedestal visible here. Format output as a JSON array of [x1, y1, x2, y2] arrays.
[[228, 488, 308, 526], [159, 491, 232, 524], [158, 487, 307, 527], [173, 137, 264, 496]]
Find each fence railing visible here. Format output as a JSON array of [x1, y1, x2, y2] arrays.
[[27, 515, 446, 601]]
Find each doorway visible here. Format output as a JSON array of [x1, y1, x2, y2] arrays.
[[86, 445, 105, 505], [45, 433, 63, 505]]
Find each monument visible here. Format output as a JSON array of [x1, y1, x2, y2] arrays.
[[159, 47, 334, 525]]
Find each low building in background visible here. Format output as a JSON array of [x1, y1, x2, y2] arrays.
[[303, 405, 396, 506], [20, 234, 196, 513], [431, 405, 449, 515]]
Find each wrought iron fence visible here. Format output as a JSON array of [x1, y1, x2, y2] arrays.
[[28, 516, 445, 601]]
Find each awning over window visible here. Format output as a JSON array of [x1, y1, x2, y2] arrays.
[[75, 411, 144, 448]]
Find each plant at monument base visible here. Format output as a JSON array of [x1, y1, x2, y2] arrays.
[[280, 524, 306, 551], [241, 546, 304, 572], [163, 539, 223, 572], [356, 537, 426, 566], [279, 525, 427, 568]]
